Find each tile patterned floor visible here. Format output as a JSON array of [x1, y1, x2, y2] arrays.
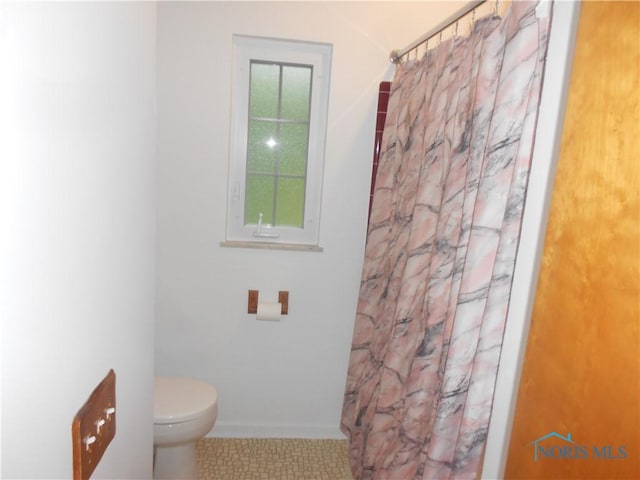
[[197, 438, 353, 480]]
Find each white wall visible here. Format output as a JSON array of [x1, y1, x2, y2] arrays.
[[156, 1, 466, 438], [0, 2, 156, 478]]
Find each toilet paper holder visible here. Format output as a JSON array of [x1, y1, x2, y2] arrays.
[[248, 290, 288, 315]]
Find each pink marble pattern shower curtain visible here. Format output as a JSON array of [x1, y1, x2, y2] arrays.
[[341, 2, 551, 479]]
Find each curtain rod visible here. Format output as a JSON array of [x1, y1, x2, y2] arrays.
[[390, 0, 486, 64]]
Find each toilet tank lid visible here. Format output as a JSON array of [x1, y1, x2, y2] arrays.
[[154, 376, 218, 424]]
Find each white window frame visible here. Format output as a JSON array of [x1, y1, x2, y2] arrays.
[[225, 35, 332, 248]]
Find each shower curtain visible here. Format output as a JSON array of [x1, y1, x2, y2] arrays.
[[341, 2, 551, 479]]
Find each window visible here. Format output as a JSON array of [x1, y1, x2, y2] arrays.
[[225, 35, 332, 249]]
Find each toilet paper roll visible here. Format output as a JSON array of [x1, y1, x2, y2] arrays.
[[256, 302, 282, 321]]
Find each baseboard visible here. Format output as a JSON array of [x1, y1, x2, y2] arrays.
[[208, 422, 347, 440]]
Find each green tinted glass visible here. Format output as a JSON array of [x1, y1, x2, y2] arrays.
[[275, 178, 305, 227], [245, 175, 275, 224], [249, 63, 279, 118], [245, 61, 311, 227], [280, 123, 308, 176], [247, 120, 277, 174], [281, 65, 312, 121]]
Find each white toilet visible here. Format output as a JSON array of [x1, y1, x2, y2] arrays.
[[153, 376, 218, 479]]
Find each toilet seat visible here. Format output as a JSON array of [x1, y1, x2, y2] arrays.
[[154, 376, 218, 425]]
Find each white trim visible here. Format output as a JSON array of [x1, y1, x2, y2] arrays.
[[226, 35, 332, 247], [481, 1, 582, 478], [220, 240, 323, 252], [209, 422, 346, 439]]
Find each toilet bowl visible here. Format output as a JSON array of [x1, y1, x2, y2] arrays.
[[153, 376, 218, 479]]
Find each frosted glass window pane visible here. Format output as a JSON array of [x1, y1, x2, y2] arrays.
[[242, 56, 319, 230], [281, 66, 311, 121], [245, 175, 275, 225], [275, 178, 305, 227], [247, 120, 277, 174], [280, 124, 308, 176], [250, 63, 279, 118]]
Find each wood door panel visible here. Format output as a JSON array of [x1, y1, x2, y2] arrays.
[[504, 2, 639, 479]]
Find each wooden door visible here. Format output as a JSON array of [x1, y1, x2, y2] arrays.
[[504, 2, 639, 478]]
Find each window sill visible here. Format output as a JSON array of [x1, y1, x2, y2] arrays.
[[220, 240, 323, 252]]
